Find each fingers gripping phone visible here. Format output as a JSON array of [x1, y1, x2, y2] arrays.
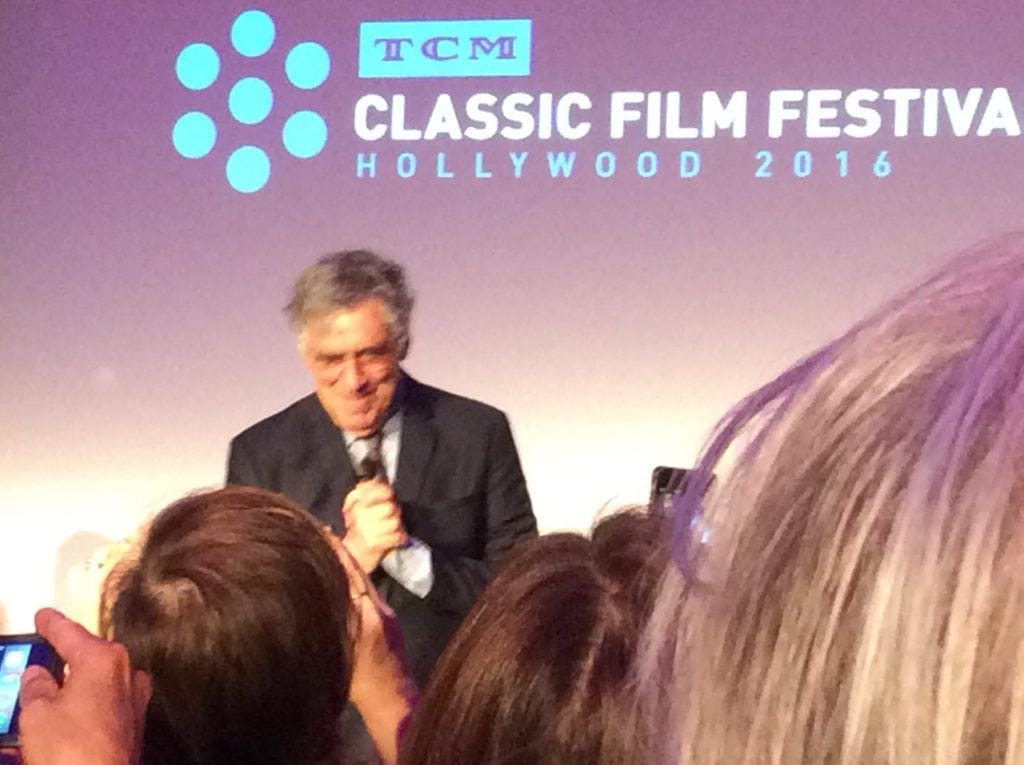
[[0, 634, 63, 747]]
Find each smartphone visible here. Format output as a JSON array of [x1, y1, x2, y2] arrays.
[[649, 466, 692, 513], [650, 466, 713, 544], [0, 634, 64, 747]]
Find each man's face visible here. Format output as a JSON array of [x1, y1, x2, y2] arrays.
[[300, 297, 400, 437]]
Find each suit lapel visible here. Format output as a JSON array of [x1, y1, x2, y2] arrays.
[[304, 395, 356, 519], [394, 378, 436, 504]]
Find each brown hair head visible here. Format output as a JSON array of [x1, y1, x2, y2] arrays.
[[101, 486, 352, 765], [400, 507, 667, 765]]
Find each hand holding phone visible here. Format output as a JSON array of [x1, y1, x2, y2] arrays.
[[0, 633, 62, 748], [16, 609, 151, 765]]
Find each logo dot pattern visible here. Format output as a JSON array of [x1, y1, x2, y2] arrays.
[[172, 10, 331, 192]]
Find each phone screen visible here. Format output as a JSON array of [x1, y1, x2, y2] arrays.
[[0, 644, 31, 735], [0, 637, 62, 747]]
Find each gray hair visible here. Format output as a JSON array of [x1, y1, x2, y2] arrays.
[[636, 232, 1024, 764], [285, 249, 414, 358]]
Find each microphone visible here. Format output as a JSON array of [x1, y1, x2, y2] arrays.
[[355, 433, 410, 549], [355, 434, 387, 483]]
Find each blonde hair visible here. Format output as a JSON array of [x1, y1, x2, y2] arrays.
[[637, 233, 1024, 764]]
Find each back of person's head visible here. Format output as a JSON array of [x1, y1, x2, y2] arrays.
[[100, 487, 352, 765], [637, 232, 1024, 764], [400, 507, 667, 765]]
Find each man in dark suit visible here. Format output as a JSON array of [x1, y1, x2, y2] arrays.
[[226, 250, 536, 687]]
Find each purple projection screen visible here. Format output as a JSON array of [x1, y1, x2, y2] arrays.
[[2, 0, 1022, 629]]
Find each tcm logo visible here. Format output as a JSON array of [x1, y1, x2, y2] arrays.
[[358, 19, 532, 78], [172, 9, 331, 193]]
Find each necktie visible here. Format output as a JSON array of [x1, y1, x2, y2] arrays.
[[356, 432, 386, 482]]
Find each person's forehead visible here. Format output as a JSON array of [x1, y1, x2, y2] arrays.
[[303, 298, 391, 346]]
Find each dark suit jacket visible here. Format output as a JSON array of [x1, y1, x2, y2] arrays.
[[226, 376, 537, 685]]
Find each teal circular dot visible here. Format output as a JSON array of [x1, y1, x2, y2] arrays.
[[172, 112, 217, 158], [228, 77, 273, 124], [282, 111, 327, 158], [226, 146, 270, 193], [285, 42, 331, 89], [176, 43, 220, 90], [231, 10, 275, 57]]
